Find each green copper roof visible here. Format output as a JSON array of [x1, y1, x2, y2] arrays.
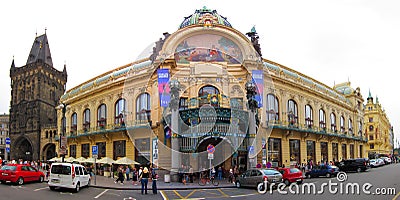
[[179, 7, 232, 29]]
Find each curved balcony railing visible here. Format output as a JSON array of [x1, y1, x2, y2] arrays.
[[266, 120, 367, 142]]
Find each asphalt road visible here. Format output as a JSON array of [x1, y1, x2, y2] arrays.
[[1, 163, 399, 200]]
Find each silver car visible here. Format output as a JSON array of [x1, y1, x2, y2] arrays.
[[236, 168, 282, 190]]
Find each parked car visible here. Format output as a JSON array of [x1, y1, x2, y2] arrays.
[[0, 164, 45, 185], [380, 157, 392, 164], [370, 159, 385, 168], [278, 167, 303, 185], [48, 163, 90, 192], [305, 165, 339, 178], [338, 158, 370, 173], [236, 168, 282, 190]]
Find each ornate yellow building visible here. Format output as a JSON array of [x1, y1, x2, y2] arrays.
[[51, 7, 367, 177], [364, 92, 393, 157]]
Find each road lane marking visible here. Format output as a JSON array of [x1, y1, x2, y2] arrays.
[[217, 189, 229, 197], [160, 190, 169, 200], [94, 189, 109, 199], [173, 190, 185, 199], [393, 191, 400, 200], [184, 189, 198, 199], [34, 187, 48, 191], [230, 193, 259, 198]]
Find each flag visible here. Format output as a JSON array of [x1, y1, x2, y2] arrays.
[[165, 126, 171, 139]]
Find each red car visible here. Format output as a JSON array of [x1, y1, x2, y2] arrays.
[[0, 164, 45, 185], [278, 167, 304, 186]]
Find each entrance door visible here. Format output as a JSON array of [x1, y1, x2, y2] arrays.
[[196, 137, 235, 173]]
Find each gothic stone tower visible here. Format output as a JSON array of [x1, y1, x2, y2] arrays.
[[9, 33, 67, 161]]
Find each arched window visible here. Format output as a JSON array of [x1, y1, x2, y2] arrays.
[[71, 112, 77, 133], [136, 93, 151, 122], [45, 131, 49, 138], [287, 99, 298, 125], [319, 109, 326, 129], [198, 85, 220, 107], [358, 121, 363, 136], [83, 109, 90, 131], [305, 105, 313, 128], [330, 113, 336, 132], [369, 125, 374, 132], [266, 94, 279, 124], [97, 104, 107, 128], [115, 98, 126, 125], [348, 118, 353, 135], [340, 116, 345, 133]]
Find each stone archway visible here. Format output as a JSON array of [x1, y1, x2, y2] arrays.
[[42, 143, 57, 161], [13, 137, 33, 161]]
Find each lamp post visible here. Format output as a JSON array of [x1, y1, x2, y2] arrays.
[[169, 79, 181, 181], [245, 80, 259, 169], [57, 103, 67, 163]]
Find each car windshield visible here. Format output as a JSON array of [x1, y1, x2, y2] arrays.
[[51, 165, 71, 175], [263, 169, 280, 175], [1, 165, 16, 171]]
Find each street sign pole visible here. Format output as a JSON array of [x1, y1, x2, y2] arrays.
[[92, 145, 98, 185]]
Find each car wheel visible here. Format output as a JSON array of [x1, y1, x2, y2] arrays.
[[39, 176, 44, 183], [284, 179, 290, 186], [356, 168, 361, 173], [326, 173, 331, 178], [17, 177, 24, 185], [49, 186, 56, 191], [235, 181, 241, 188], [257, 182, 266, 191], [74, 182, 80, 193]]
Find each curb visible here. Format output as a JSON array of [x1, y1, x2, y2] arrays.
[[89, 184, 236, 190]]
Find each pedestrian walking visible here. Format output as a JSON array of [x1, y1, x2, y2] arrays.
[[132, 167, 138, 185], [115, 166, 125, 185], [140, 167, 149, 195]]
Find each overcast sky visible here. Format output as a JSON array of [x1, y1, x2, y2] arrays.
[[1, 0, 399, 146]]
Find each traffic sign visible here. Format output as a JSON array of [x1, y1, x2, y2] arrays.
[[92, 145, 98, 155], [208, 153, 214, 160], [5, 138, 10, 145], [207, 144, 215, 154], [6, 147, 10, 153]]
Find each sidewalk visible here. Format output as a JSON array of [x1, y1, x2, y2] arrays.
[[89, 175, 236, 190]]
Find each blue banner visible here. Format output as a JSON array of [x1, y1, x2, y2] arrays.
[[252, 70, 263, 107], [158, 69, 170, 107]]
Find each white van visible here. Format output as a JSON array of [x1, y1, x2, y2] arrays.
[[48, 163, 90, 192]]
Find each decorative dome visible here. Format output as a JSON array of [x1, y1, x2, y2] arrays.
[[179, 6, 232, 29], [334, 82, 354, 95]]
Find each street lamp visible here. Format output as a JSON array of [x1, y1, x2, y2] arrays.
[[245, 80, 258, 112], [56, 103, 67, 163]]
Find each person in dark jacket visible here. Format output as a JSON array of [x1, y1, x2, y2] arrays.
[[115, 166, 125, 185], [151, 168, 158, 194]]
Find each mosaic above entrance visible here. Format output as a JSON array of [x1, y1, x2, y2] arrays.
[[174, 34, 243, 64]]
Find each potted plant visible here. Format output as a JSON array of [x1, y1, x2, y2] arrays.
[[103, 163, 111, 177]]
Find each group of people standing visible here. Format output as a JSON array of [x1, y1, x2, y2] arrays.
[[114, 165, 158, 195]]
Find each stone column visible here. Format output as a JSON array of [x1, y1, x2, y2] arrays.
[[169, 79, 181, 182], [248, 110, 257, 169]]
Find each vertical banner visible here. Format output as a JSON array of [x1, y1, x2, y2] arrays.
[[252, 70, 263, 107], [152, 138, 159, 167], [158, 69, 170, 107]]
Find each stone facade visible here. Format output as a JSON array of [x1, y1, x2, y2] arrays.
[[0, 114, 9, 160]]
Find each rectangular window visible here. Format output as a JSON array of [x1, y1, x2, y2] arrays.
[[332, 143, 338, 162], [69, 145, 77, 158], [268, 138, 282, 167], [230, 98, 243, 110], [369, 118, 373, 122], [370, 144, 374, 149], [342, 144, 347, 160], [306, 140, 316, 163], [289, 139, 300, 166], [96, 142, 106, 159], [369, 135, 374, 140], [349, 144, 354, 159], [113, 140, 126, 160], [81, 143, 90, 158], [320, 142, 328, 162], [179, 98, 188, 110]]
